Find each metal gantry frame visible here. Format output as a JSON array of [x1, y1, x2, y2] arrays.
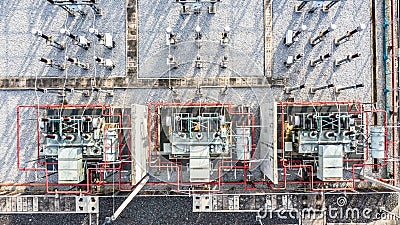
[[269, 101, 393, 192], [47, 0, 102, 16], [12, 104, 140, 194], [143, 101, 398, 193], [146, 101, 258, 192]]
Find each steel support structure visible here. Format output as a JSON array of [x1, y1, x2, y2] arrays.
[[14, 104, 134, 194]]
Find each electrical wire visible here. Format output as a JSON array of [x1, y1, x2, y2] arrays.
[[58, 10, 71, 120]]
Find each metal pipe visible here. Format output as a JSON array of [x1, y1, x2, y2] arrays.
[[335, 84, 364, 93], [334, 24, 366, 46], [67, 57, 89, 70], [32, 29, 65, 50], [310, 53, 331, 67], [39, 57, 66, 70], [284, 84, 306, 93], [309, 84, 334, 93], [40, 57, 52, 65], [350, 53, 361, 59], [335, 53, 361, 67], [310, 24, 336, 46], [348, 24, 367, 36]]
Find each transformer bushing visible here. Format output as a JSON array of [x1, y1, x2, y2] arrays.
[[39, 57, 66, 70], [309, 84, 334, 94], [66, 57, 89, 70], [334, 84, 364, 94], [284, 54, 304, 67], [284, 84, 306, 94], [322, 0, 340, 12], [334, 24, 366, 46], [335, 53, 361, 67], [310, 53, 331, 67], [32, 29, 65, 50], [310, 24, 337, 46]]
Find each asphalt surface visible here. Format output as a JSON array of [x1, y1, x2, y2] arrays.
[[0, 196, 261, 225], [0, 193, 398, 225]]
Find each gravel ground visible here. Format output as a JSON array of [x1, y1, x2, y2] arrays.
[[0, 193, 397, 225], [273, 0, 372, 103], [0, 1, 395, 225], [0, 87, 271, 184], [138, 0, 264, 78], [0, 0, 125, 77], [0, 196, 262, 225]]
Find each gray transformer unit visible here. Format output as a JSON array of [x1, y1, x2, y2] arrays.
[[158, 105, 253, 183]]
